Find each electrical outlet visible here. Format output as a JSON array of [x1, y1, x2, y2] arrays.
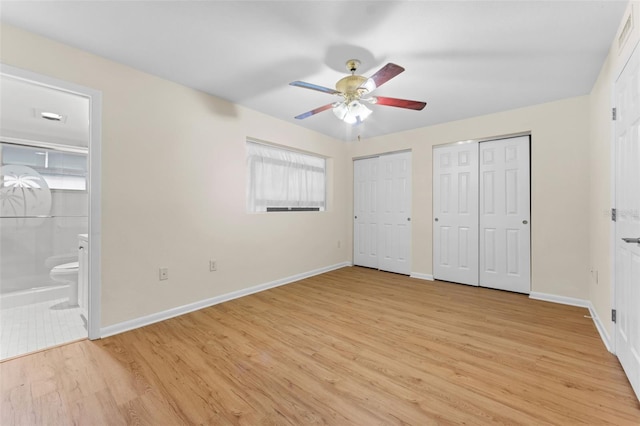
[[159, 267, 169, 280], [209, 260, 217, 271]]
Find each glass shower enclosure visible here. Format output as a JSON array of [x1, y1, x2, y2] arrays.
[[0, 74, 91, 360]]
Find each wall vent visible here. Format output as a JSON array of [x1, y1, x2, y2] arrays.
[[618, 6, 634, 52]]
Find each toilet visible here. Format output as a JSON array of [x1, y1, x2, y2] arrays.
[[49, 261, 79, 306]]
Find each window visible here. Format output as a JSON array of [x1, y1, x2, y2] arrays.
[[1, 143, 87, 191], [246, 140, 326, 212]]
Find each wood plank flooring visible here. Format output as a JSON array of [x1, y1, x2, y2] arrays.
[[2, 266, 639, 425]]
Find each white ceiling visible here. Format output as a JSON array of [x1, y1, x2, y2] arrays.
[[0, 1, 628, 141]]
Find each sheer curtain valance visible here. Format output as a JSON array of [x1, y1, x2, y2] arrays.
[[246, 141, 326, 212]]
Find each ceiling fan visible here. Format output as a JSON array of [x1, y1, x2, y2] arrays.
[[290, 59, 426, 124]]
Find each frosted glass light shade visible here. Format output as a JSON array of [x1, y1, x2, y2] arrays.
[[333, 101, 372, 124]]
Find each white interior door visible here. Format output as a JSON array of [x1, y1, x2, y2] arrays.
[[479, 136, 531, 294], [353, 157, 379, 269], [354, 152, 412, 274], [378, 152, 412, 274], [433, 142, 479, 286], [614, 42, 640, 401]]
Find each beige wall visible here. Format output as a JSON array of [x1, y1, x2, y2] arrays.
[[0, 24, 350, 327], [588, 1, 640, 338], [347, 96, 592, 299], [2, 1, 634, 333]]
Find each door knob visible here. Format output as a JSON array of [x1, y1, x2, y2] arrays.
[[407, 218, 411, 221], [435, 218, 439, 222], [354, 216, 358, 219], [523, 220, 528, 225], [622, 237, 640, 244]]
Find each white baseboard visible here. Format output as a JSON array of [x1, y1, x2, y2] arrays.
[[529, 292, 589, 308], [410, 272, 434, 281], [529, 292, 613, 353], [587, 301, 613, 353], [100, 261, 351, 338]]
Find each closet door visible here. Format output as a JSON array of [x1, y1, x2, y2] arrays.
[[353, 157, 379, 269], [433, 142, 479, 285], [378, 151, 412, 274], [479, 136, 531, 293]]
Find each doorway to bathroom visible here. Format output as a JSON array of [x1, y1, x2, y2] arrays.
[[0, 65, 101, 360]]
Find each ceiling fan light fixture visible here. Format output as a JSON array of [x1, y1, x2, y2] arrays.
[[332, 102, 349, 121], [333, 100, 372, 124], [352, 101, 372, 122]]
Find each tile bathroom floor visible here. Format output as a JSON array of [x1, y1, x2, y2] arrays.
[[0, 298, 86, 360]]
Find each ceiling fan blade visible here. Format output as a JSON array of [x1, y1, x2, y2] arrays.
[[364, 63, 405, 91], [290, 81, 341, 95], [373, 96, 426, 110], [294, 103, 335, 120]]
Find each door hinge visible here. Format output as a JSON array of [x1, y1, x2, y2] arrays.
[[612, 309, 617, 323], [612, 107, 617, 121], [612, 208, 617, 222]]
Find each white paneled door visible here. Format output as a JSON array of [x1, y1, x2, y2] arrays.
[[353, 152, 412, 275], [433, 142, 480, 286], [354, 157, 379, 269], [615, 42, 640, 401], [479, 136, 531, 293], [433, 136, 531, 293], [378, 152, 412, 275]]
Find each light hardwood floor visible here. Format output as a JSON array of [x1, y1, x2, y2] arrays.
[[2, 266, 639, 425]]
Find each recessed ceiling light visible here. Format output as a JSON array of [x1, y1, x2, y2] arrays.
[[40, 111, 64, 121]]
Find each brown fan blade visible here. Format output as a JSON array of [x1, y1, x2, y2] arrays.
[[373, 96, 426, 110], [365, 63, 405, 91], [294, 103, 335, 120], [290, 81, 341, 95]]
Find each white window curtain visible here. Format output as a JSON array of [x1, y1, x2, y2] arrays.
[[246, 141, 326, 212]]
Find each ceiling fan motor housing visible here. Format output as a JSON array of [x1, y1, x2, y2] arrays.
[[336, 75, 368, 99]]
